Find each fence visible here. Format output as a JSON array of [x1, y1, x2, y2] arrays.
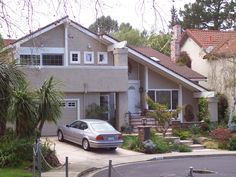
[[32, 138, 69, 177]]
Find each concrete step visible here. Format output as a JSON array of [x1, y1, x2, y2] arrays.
[[164, 136, 180, 143], [179, 140, 193, 146], [190, 144, 205, 150]]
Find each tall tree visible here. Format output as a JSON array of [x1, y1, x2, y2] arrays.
[[89, 15, 118, 34], [113, 23, 147, 46], [169, 5, 179, 27], [0, 61, 25, 136], [179, 0, 236, 30], [7, 82, 38, 137], [146, 33, 171, 56], [35, 76, 63, 135]]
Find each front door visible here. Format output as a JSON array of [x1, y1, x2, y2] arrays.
[[128, 80, 140, 114]]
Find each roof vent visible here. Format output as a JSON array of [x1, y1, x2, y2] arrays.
[[150, 56, 159, 62]]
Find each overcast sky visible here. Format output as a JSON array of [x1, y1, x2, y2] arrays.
[[0, 0, 195, 38]]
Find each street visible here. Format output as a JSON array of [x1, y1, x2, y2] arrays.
[[92, 156, 236, 177]]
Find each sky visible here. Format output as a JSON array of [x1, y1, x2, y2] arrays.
[[0, 0, 195, 39]]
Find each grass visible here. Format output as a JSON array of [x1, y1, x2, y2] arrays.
[[121, 135, 138, 149], [0, 168, 32, 177]]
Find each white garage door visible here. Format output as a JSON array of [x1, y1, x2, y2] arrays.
[[42, 99, 80, 136]]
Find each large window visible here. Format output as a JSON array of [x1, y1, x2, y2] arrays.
[[148, 90, 178, 110], [42, 54, 63, 66], [20, 55, 40, 65]]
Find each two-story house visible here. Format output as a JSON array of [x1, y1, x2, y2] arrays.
[[171, 24, 236, 115], [3, 17, 216, 135]]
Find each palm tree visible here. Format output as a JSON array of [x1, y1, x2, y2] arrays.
[[0, 60, 25, 136], [35, 76, 63, 135], [7, 82, 38, 137]]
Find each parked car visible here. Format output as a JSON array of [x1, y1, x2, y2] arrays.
[[57, 119, 123, 150]]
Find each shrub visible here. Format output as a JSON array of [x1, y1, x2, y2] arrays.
[[151, 135, 171, 153], [217, 93, 228, 124], [227, 136, 236, 151], [198, 97, 209, 122], [171, 143, 192, 152], [209, 127, 232, 146], [143, 140, 156, 154], [0, 133, 33, 167], [190, 124, 201, 135], [172, 128, 192, 140], [203, 140, 219, 149]]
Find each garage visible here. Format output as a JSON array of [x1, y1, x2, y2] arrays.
[[42, 99, 80, 136]]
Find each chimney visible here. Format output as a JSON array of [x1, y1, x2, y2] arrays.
[[171, 24, 181, 62]]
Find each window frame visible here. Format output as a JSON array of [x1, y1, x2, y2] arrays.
[[97, 52, 108, 64], [84, 51, 94, 64], [19, 54, 40, 66], [70, 51, 81, 64], [67, 101, 77, 108], [42, 54, 64, 66], [148, 89, 179, 110]]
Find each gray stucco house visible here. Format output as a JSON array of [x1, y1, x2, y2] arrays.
[[3, 17, 217, 135]]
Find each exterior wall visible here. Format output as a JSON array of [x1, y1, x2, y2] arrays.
[[181, 37, 209, 88], [21, 67, 128, 92], [182, 87, 198, 122], [21, 25, 65, 48], [68, 26, 114, 66], [148, 69, 178, 89], [128, 58, 139, 80], [116, 92, 128, 130]]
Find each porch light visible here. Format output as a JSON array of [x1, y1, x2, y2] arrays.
[[141, 118, 147, 126]]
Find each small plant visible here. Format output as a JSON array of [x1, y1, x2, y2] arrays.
[[209, 127, 232, 146], [143, 140, 156, 154], [151, 135, 171, 153], [190, 124, 201, 135], [227, 136, 236, 151], [172, 128, 192, 140]]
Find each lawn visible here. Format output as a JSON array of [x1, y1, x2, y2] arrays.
[[0, 168, 32, 177]]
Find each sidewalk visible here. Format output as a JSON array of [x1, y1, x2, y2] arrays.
[[42, 147, 236, 177]]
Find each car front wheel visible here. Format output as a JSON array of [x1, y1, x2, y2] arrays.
[[82, 139, 90, 151], [58, 131, 64, 142]]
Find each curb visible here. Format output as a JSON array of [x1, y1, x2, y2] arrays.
[[79, 153, 236, 177]]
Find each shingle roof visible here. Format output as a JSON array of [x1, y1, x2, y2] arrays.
[[180, 29, 236, 49], [133, 46, 206, 80]]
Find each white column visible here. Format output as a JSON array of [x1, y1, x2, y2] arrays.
[[144, 66, 149, 109], [64, 22, 69, 66], [178, 84, 183, 122]]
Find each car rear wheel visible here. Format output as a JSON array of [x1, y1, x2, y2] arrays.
[[58, 131, 64, 142], [110, 147, 117, 151], [82, 139, 90, 151]]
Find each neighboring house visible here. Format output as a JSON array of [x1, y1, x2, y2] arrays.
[[172, 25, 236, 112], [2, 17, 216, 135]]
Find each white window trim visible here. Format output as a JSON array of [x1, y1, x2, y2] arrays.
[[148, 89, 179, 110], [70, 51, 81, 64], [84, 51, 94, 64], [97, 52, 108, 64]]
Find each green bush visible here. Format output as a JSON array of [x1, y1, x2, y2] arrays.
[[227, 136, 236, 151], [203, 140, 219, 149], [190, 124, 201, 135], [171, 143, 192, 152], [173, 128, 192, 140], [151, 135, 171, 153], [0, 131, 34, 167]]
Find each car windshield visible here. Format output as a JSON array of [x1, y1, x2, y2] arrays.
[[90, 122, 116, 132]]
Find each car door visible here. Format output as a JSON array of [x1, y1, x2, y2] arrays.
[[64, 121, 81, 143], [75, 122, 88, 145]]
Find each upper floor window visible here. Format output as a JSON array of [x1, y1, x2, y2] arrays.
[[148, 90, 178, 110], [84, 51, 94, 64], [42, 54, 63, 66], [97, 52, 108, 64], [20, 55, 40, 65], [70, 51, 80, 64]]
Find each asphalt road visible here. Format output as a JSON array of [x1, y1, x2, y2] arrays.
[[92, 156, 236, 177]]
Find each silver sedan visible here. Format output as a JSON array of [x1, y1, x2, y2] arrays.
[[57, 119, 123, 150]]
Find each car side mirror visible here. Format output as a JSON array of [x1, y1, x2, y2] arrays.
[[66, 124, 70, 127]]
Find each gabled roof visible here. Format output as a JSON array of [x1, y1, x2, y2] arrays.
[[204, 38, 236, 59], [133, 47, 206, 81], [3, 17, 208, 92], [180, 29, 236, 49]]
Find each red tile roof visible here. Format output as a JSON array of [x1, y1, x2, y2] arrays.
[[180, 29, 236, 49], [133, 47, 206, 80]]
